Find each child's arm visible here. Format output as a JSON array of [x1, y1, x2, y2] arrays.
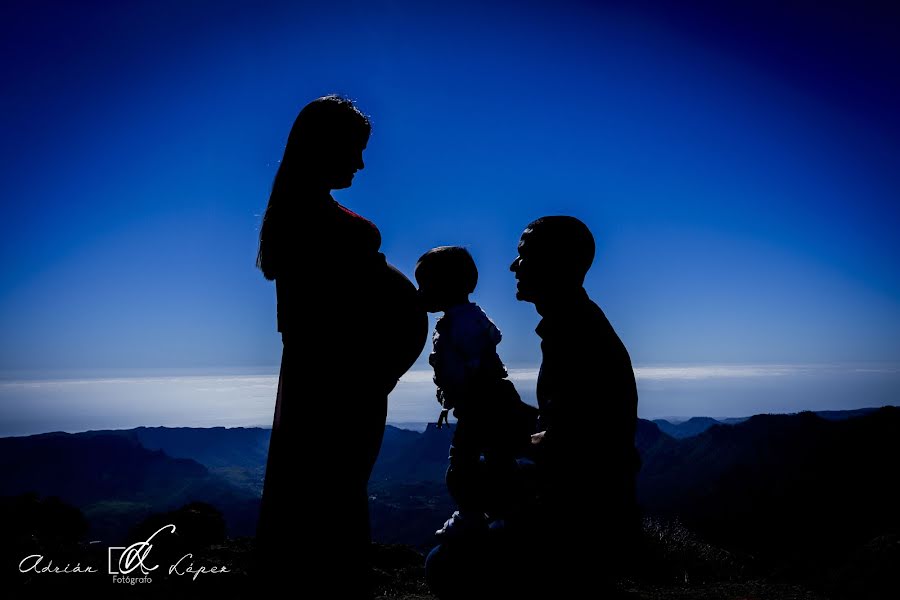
[[430, 322, 469, 407], [436, 408, 451, 429]]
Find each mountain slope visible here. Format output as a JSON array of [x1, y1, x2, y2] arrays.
[[0, 431, 259, 542], [638, 407, 900, 575]]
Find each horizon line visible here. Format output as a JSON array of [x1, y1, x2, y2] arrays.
[[3, 404, 896, 440], [3, 361, 899, 386]]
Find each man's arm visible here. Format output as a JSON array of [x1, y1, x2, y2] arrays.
[[538, 346, 633, 462]]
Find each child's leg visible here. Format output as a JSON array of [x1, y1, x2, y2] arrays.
[[481, 448, 520, 519], [447, 419, 487, 515]]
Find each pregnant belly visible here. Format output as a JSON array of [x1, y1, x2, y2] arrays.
[[378, 262, 428, 382]]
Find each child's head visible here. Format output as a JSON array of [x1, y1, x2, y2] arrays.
[[415, 246, 478, 313]]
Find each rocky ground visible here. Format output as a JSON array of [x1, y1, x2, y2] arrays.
[[369, 518, 844, 600]]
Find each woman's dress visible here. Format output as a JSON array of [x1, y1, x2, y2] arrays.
[[256, 196, 427, 595]]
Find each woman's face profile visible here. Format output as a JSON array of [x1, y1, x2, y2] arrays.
[[285, 99, 371, 192], [323, 137, 367, 190]]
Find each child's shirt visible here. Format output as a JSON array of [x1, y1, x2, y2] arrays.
[[429, 302, 508, 412]]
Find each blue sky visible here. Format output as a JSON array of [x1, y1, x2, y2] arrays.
[[1, 0, 899, 378]]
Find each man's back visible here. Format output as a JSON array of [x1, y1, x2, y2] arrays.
[[531, 288, 640, 596], [535, 288, 639, 484]]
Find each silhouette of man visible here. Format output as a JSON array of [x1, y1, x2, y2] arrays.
[[510, 216, 640, 596]]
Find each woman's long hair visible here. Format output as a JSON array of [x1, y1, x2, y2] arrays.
[[256, 95, 371, 281]]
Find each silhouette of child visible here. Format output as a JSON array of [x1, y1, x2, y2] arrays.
[[415, 246, 534, 539]]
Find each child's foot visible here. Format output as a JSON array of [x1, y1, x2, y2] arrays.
[[434, 511, 488, 540]]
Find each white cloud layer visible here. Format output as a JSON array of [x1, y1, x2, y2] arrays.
[[1, 364, 897, 436]]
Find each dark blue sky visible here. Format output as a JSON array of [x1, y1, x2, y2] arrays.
[[1, 0, 899, 371]]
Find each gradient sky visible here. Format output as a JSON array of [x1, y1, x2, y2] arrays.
[[2, 0, 899, 375]]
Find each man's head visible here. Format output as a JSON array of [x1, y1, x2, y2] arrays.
[[509, 216, 595, 304]]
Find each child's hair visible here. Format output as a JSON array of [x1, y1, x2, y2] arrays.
[[416, 246, 478, 295]]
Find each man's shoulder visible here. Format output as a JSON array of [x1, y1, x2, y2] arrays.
[[541, 296, 632, 360], [539, 295, 609, 334], [585, 300, 631, 355], [584, 299, 617, 332]]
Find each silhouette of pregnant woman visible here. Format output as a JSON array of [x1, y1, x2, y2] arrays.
[[254, 95, 427, 596]]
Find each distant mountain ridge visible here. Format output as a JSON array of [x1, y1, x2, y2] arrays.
[[653, 406, 883, 439], [128, 426, 270, 469], [653, 416, 725, 439]]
